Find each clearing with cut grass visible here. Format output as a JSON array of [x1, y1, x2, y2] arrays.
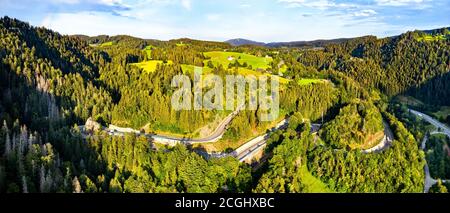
[[131, 60, 173, 73], [100, 41, 113, 47], [204, 51, 273, 70], [298, 78, 328, 86]]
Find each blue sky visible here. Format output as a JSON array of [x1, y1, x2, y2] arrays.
[[0, 0, 449, 42]]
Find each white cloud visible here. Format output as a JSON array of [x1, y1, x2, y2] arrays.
[[353, 9, 377, 17], [375, 0, 425, 6], [35, 1, 390, 42], [48, 0, 80, 4], [206, 14, 221, 21], [278, 0, 357, 10], [48, 0, 125, 5], [181, 0, 191, 10], [40, 12, 181, 39]]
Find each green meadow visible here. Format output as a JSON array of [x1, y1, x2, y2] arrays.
[[131, 60, 173, 73], [132, 51, 320, 86], [204, 51, 273, 70], [132, 51, 302, 85], [298, 78, 327, 86], [100, 41, 114, 47]]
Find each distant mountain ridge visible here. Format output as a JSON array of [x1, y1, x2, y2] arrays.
[[265, 38, 353, 48], [74, 28, 449, 49], [225, 37, 353, 48], [225, 27, 450, 48], [225, 38, 266, 46]]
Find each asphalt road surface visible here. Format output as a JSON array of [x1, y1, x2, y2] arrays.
[[409, 109, 450, 192]]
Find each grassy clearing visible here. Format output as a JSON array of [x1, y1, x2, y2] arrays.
[[298, 78, 327, 86], [131, 60, 173, 73], [299, 165, 333, 193], [99, 41, 114, 47], [204, 51, 273, 70]]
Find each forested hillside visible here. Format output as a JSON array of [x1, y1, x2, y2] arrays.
[[0, 17, 248, 192], [297, 29, 450, 106]]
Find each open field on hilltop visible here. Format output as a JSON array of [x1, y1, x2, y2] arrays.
[[204, 51, 273, 70], [417, 35, 446, 42], [416, 31, 450, 42], [131, 60, 173, 73]]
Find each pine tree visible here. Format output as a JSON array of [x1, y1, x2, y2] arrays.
[[4, 133, 11, 157]]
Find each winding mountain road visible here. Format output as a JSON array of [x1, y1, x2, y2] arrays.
[[90, 104, 245, 145], [234, 119, 290, 162], [409, 109, 450, 138], [235, 122, 325, 163], [80, 105, 398, 165], [409, 109, 450, 193]]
